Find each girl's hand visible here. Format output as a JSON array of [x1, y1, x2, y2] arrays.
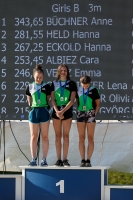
[[56, 111, 64, 119]]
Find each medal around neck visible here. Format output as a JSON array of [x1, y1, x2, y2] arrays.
[[83, 106, 86, 111], [37, 99, 41, 104], [60, 97, 64, 101], [82, 87, 90, 111], [59, 80, 67, 102]]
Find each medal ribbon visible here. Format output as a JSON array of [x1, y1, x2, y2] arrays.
[[35, 82, 42, 103], [82, 87, 90, 106], [59, 80, 68, 98]]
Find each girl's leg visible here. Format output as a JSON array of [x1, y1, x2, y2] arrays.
[[40, 120, 50, 158], [77, 122, 86, 160], [62, 119, 72, 161], [53, 119, 62, 160], [29, 122, 39, 159], [86, 122, 96, 160]]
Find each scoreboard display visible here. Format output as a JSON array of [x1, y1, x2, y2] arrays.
[[0, 0, 133, 120]]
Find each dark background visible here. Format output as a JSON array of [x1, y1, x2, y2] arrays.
[[0, 0, 133, 120]]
